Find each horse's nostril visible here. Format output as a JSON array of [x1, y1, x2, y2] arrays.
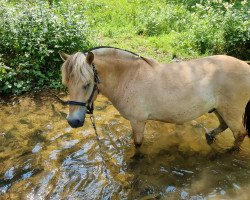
[[68, 119, 84, 128]]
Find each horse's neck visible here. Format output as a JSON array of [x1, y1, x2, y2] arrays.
[[94, 56, 138, 102]]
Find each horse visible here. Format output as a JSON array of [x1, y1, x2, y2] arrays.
[[59, 46, 250, 152]]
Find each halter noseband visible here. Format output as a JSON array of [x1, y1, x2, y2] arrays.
[[67, 63, 100, 114]]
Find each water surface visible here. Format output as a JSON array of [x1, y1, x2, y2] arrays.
[[1, 92, 250, 199]]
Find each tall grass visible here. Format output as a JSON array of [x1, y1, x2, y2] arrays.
[[84, 0, 249, 59]]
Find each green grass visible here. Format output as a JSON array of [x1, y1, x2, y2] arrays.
[[84, 0, 195, 62], [0, 0, 249, 94], [83, 0, 249, 61]]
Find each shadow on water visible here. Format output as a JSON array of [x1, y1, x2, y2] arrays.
[[1, 92, 250, 199]]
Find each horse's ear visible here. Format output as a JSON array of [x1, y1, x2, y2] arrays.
[[59, 52, 70, 61], [86, 52, 94, 65]]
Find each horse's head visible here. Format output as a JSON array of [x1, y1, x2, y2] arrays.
[[59, 51, 98, 128]]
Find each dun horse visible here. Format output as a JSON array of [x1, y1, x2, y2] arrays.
[[60, 46, 250, 151]]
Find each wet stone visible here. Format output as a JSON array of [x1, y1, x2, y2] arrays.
[[166, 185, 176, 193], [32, 143, 42, 153], [180, 190, 189, 199], [4, 167, 14, 180]]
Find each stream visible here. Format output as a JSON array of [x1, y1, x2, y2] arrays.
[[1, 92, 250, 199]]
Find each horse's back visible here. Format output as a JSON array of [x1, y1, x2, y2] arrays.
[[139, 55, 250, 123], [159, 55, 249, 85], [163, 55, 247, 70]]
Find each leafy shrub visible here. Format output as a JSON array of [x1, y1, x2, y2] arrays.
[[222, 1, 250, 59], [130, 0, 249, 58], [0, 0, 91, 94], [136, 3, 191, 36], [0, 0, 249, 95], [187, 1, 250, 57]]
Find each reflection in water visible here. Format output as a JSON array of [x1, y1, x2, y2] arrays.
[[1, 92, 250, 199]]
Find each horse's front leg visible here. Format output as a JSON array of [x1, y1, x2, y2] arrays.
[[130, 120, 146, 148]]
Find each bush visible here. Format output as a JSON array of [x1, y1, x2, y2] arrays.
[[188, 1, 250, 57], [134, 0, 249, 58], [0, 0, 249, 95], [222, 1, 250, 59], [136, 3, 191, 36], [0, 0, 91, 94]]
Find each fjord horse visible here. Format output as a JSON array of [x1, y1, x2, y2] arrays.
[[60, 46, 250, 151]]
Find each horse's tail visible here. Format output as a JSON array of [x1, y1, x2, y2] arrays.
[[243, 100, 250, 137]]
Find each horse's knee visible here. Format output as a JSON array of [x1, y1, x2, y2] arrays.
[[232, 128, 247, 141], [134, 142, 142, 148], [232, 132, 247, 151], [133, 132, 144, 147], [233, 131, 247, 141], [130, 120, 146, 148]]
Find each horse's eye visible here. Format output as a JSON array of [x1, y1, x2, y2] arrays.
[[83, 83, 90, 90]]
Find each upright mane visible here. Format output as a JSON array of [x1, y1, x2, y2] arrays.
[[84, 46, 151, 64], [85, 46, 141, 56]]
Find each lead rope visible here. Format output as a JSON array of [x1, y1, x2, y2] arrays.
[[89, 114, 112, 198]]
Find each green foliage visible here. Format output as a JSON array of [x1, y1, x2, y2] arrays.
[[184, 0, 250, 57], [222, 1, 250, 58], [0, 0, 249, 95], [145, 1, 249, 57], [0, 0, 91, 94], [85, 0, 249, 59]]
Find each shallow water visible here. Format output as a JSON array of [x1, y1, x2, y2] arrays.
[[1, 92, 250, 200]]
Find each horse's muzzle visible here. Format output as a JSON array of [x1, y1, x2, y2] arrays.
[[67, 118, 84, 128], [66, 107, 86, 128]]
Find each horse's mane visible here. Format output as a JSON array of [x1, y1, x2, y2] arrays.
[[61, 46, 155, 85], [84, 46, 141, 57], [84, 46, 152, 65], [61, 52, 94, 86]]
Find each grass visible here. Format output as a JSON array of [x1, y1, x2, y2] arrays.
[[84, 0, 199, 62], [83, 0, 249, 61], [1, 0, 249, 94]]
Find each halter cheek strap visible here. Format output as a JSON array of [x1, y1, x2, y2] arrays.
[[67, 64, 100, 114], [67, 101, 94, 114]]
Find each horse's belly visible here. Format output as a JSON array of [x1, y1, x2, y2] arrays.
[[148, 96, 216, 124], [149, 108, 209, 124]]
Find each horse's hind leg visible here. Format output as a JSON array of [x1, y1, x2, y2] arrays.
[[205, 110, 228, 145], [216, 100, 249, 152], [229, 132, 247, 152]]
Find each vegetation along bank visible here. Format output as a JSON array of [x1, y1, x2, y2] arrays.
[[0, 0, 249, 95]]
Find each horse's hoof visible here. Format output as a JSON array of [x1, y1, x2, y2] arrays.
[[226, 146, 241, 154], [132, 152, 144, 160], [131, 151, 144, 160], [205, 133, 215, 145]]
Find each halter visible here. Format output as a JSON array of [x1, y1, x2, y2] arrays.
[[67, 63, 100, 114], [56, 62, 111, 187]]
